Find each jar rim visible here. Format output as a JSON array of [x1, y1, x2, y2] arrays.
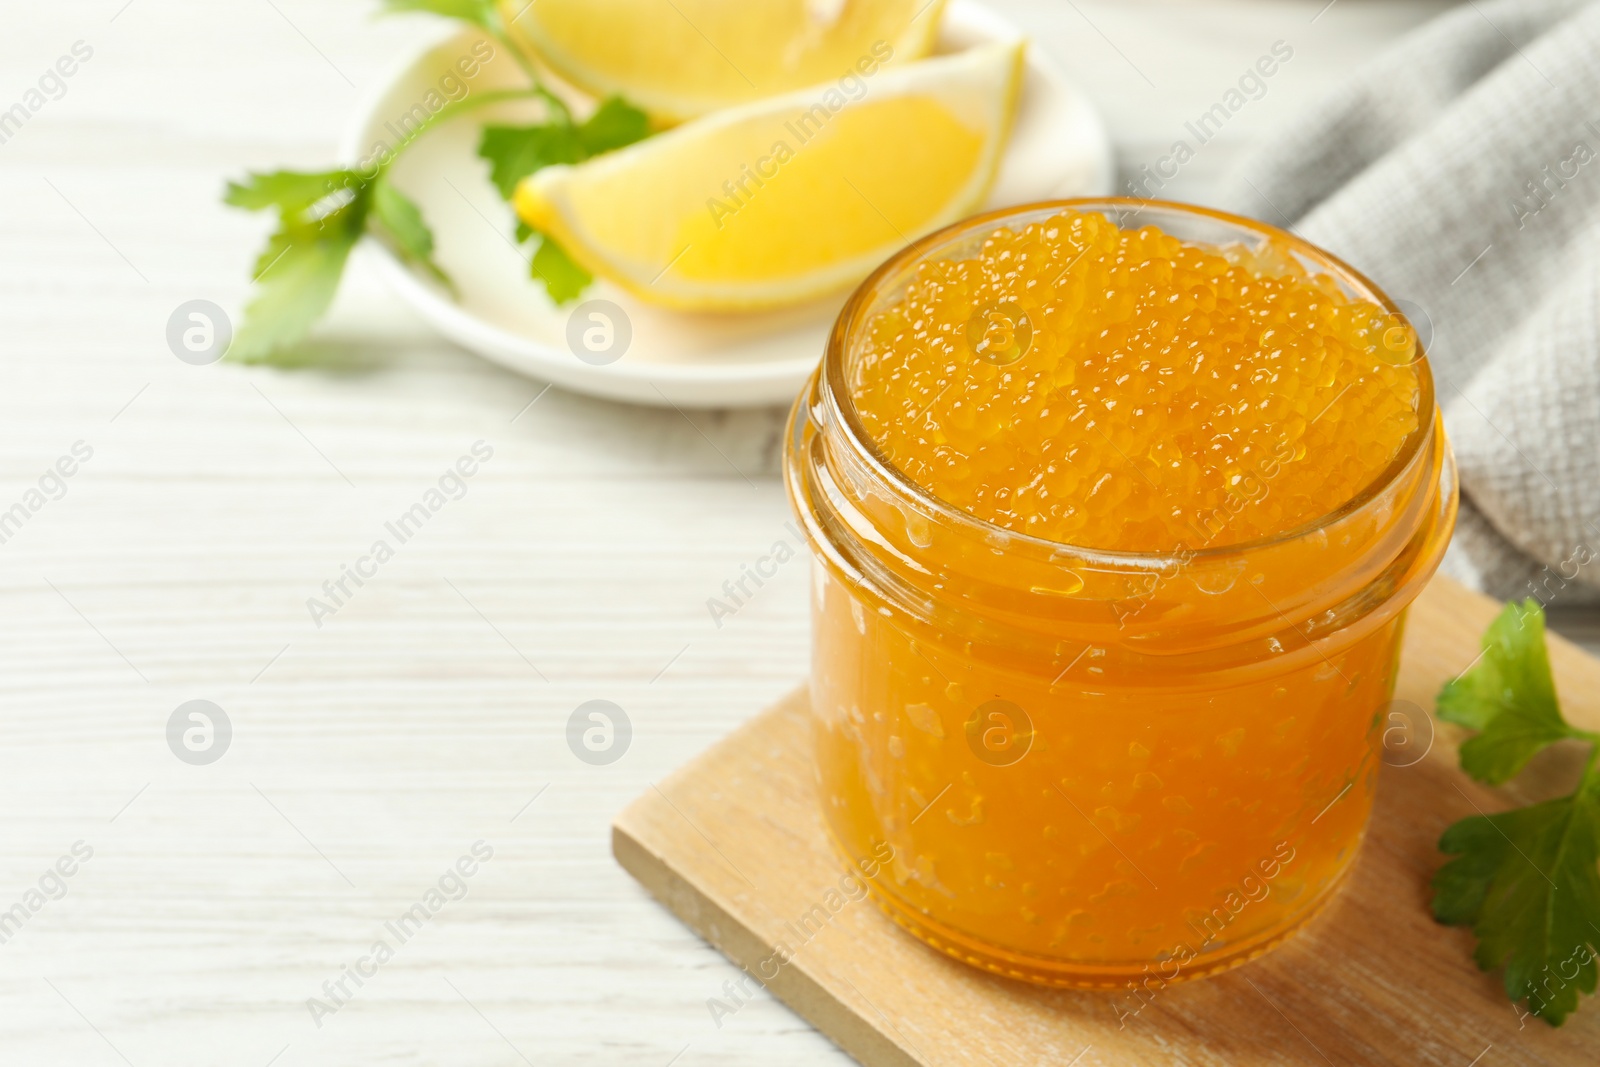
[[819, 197, 1439, 568]]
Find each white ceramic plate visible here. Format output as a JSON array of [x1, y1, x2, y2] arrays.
[[342, 1, 1113, 408]]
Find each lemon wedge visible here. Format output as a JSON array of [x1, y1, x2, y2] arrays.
[[501, 0, 950, 123], [513, 41, 1026, 312]]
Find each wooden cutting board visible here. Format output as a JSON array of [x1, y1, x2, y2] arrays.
[[613, 576, 1600, 1066]]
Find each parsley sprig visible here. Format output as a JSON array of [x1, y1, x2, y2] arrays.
[[1432, 599, 1600, 1026], [224, 0, 650, 363]]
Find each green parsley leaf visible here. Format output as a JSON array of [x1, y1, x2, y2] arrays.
[[223, 170, 344, 213], [476, 97, 650, 303], [477, 96, 651, 199], [225, 34, 650, 348], [1439, 599, 1577, 784], [576, 96, 652, 155], [225, 169, 370, 363], [478, 123, 584, 199], [530, 234, 592, 306], [1432, 786, 1600, 1025], [378, 0, 500, 30], [370, 177, 453, 291], [1432, 597, 1600, 1026]]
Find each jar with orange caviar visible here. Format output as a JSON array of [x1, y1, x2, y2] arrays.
[[783, 200, 1457, 988]]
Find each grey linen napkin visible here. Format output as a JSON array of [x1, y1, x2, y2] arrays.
[[1218, 0, 1600, 607]]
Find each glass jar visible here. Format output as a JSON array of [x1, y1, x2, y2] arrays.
[[783, 199, 1457, 988]]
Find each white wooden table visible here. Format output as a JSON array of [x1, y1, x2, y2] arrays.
[[0, 2, 1473, 1064]]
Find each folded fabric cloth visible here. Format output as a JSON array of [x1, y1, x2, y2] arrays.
[[1219, 0, 1600, 607]]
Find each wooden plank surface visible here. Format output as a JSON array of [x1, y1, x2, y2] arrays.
[[615, 575, 1600, 1067]]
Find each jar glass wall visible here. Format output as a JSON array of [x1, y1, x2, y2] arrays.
[[783, 200, 1458, 988]]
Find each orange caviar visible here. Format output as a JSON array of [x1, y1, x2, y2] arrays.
[[786, 201, 1457, 989], [852, 208, 1422, 552]]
